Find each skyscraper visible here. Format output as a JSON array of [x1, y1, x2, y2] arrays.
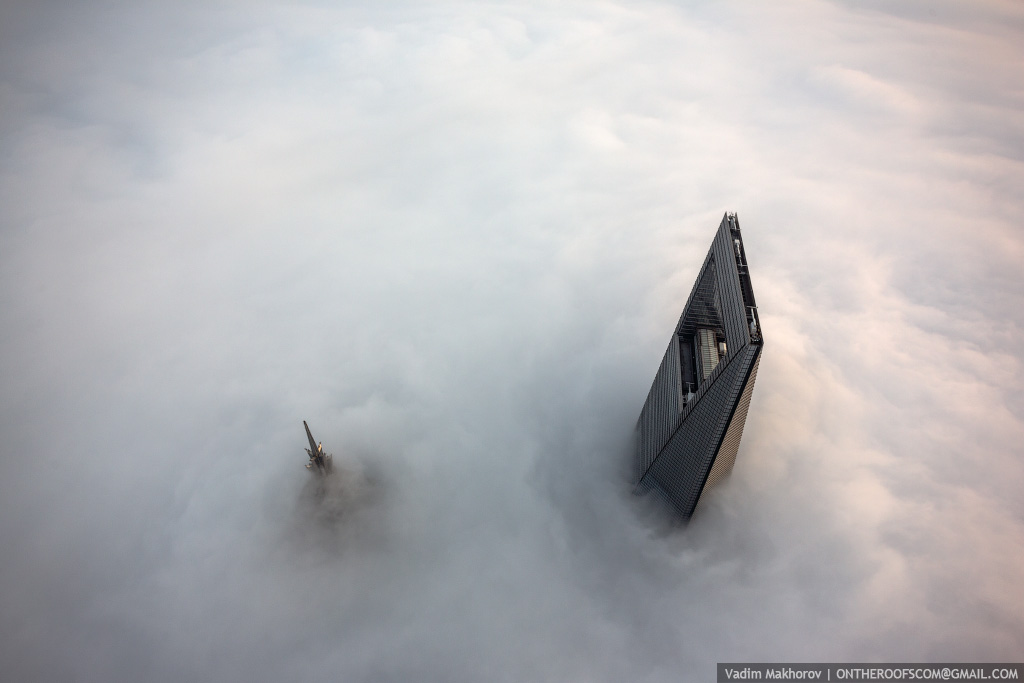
[[634, 213, 763, 522]]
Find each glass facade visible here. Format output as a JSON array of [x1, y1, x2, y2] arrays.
[[635, 213, 763, 522]]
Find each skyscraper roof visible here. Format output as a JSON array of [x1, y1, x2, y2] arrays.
[[635, 213, 763, 522]]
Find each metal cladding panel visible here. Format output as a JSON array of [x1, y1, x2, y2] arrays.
[[697, 347, 761, 505], [637, 345, 757, 520], [676, 257, 722, 339], [636, 334, 683, 481], [672, 215, 754, 350], [712, 215, 751, 358]]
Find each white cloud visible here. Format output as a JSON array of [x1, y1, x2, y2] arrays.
[[1, 1, 1022, 680]]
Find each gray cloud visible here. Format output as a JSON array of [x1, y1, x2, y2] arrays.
[[1, 1, 1022, 681]]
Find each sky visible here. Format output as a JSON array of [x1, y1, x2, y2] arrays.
[[1, 1, 1023, 681]]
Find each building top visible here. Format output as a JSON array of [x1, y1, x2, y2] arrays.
[[634, 212, 763, 522]]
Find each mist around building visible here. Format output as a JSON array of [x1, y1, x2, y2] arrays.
[[1, 2, 1022, 681]]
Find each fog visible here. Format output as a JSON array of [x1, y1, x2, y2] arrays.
[[1, 1, 1022, 681]]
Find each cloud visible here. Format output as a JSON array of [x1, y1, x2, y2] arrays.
[[1, 1, 1022, 680]]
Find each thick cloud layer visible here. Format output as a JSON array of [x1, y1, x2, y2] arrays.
[[1, 1, 1022, 681]]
